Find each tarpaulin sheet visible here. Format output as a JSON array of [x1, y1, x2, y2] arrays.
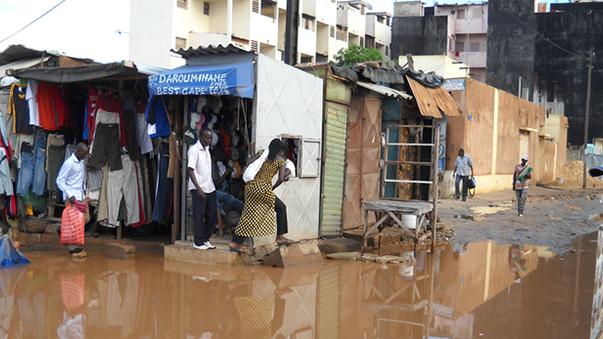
[[147, 61, 254, 98], [0, 235, 29, 267]]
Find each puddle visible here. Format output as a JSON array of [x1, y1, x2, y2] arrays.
[[471, 202, 513, 216], [0, 232, 601, 339]]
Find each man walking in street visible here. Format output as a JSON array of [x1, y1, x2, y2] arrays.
[[188, 129, 217, 250], [56, 143, 89, 258], [513, 155, 533, 217], [453, 148, 473, 201]]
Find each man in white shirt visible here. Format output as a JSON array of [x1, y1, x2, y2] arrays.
[[453, 148, 473, 202], [56, 143, 89, 257], [188, 129, 217, 250]]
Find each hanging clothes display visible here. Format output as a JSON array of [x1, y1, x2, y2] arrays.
[[36, 82, 67, 131], [25, 80, 40, 127], [107, 154, 140, 227], [8, 83, 33, 135]]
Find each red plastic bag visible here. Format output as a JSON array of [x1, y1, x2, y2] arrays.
[[60, 203, 85, 245]]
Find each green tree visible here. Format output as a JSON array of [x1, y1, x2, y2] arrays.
[[333, 44, 383, 66]]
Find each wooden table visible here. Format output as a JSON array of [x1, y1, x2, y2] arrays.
[[361, 200, 433, 251]]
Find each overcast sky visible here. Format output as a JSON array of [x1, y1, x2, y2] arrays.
[[0, 0, 552, 64]]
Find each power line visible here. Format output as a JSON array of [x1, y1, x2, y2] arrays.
[[504, 8, 588, 61], [0, 0, 68, 45]]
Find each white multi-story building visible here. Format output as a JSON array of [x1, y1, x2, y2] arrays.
[[129, 0, 390, 68], [392, 1, 488, 81], [365, 11, 392, 59], [435, 3, 488, 81]]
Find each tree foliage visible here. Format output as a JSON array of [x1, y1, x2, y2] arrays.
[[333, 44, 383, 66]]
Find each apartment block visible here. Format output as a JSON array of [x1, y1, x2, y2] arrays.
[[391, 1, 488, 81], [365, 12, 392, 59], [129, 0, 391, 68]]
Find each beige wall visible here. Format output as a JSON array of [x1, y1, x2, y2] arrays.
[[445, 78, 562, 193]]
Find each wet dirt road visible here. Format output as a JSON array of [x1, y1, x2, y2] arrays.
[[2, 232, 601, 339]]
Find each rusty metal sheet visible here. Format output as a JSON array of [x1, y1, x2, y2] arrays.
[[406, 76, 462, 118], [343, 96, 382, 230]]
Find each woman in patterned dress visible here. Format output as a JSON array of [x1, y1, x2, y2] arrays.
[[229, 139, 288, 252]]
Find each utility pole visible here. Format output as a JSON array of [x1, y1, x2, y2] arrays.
[[284, 0, 300, 65], [583, 47, 594, 189]]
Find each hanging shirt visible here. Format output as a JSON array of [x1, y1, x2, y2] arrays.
[[187, 141, 215, 193], [25, 80, 40, 127], [135, 113, 153, 154], [37, 82, 68, 131], [56, 154, 86, 201], [8, 83, 33, 135], [145, 97, 171, 139]]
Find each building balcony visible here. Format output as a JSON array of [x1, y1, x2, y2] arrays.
[[457, 51, 487, 68], [298, 27, 317, 57], [250, 12, 279, 46], [315, 0, 337, 25], [372, 21, 391, 45], [337, 4, 365, 36], [454, 18, 488, 35]]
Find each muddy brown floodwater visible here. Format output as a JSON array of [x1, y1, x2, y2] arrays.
[[1, 232, 601, 339]]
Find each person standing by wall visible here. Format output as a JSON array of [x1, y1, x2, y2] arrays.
[[513, 155, 533, 217], [188, 129, 218, 250], [453, 148, 473, 201], [56, 143, 89, 258]]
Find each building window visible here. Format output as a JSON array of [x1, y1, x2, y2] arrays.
[[377, 16, 385, 24], [301, 55, 314, 63], [301, 15, 315, 31], [385, 45, 389, 56], [455, 41, 465, 52], [329, 26, 335, 38], [469, 42, 480, 52], [177, 0, 187, 9], [359, 36, 364, 47], [175, 37, 187, 50], [261, 0, 276, 18], [336, 26, 347, 42], [203, 2, 210, 15], [471, 7, 482, 19], [456, 8, 465, 19], [252, 0, 259, 13]]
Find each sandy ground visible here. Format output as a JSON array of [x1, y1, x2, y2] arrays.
[[440, 186, 603, 253]]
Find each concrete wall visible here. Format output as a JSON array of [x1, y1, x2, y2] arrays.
[[129, 0, 177, 68], [444, 78, 555, 194], [487, 2, 603, 145], [391, 15, 449, 61], [486, 0, 536, 96], [393, 1, 423, 17]]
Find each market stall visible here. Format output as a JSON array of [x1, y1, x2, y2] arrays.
[[147, 45, 324, 242], [4, 61, 165, 240]]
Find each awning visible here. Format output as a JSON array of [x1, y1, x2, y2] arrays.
[[148, 60, 254, 98], [0, 56, 50, 78], [8, 62, 148, 83], [406, 76, 462, 118], [357, 81, 412, 100]]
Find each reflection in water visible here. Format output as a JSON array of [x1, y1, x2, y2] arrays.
[[592, 230, 603, 339], [0, 233, 598, 339]]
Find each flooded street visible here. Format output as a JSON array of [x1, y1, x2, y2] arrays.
[[0, 232, 600, 339]]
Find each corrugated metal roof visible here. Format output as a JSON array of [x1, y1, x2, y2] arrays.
[[171, 44, 253, 58], [406, 76, 462, 118], [0, 56, 50, 78], [356, 81, 412, 100]]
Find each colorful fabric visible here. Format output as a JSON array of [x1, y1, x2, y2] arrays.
[[514, 164, 533, 191], [36, 82, 67, 131], [235, 158, 285, 237]]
